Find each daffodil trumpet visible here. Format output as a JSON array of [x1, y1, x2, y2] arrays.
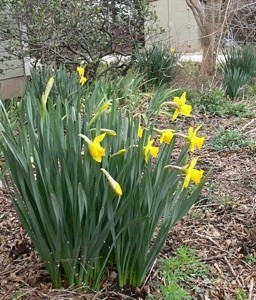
[[144, 137, 159, 163], [154, 128, 176, 144], [79, 133, 106, 163]]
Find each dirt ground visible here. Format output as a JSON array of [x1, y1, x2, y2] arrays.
[[0, 110, 256, 299]]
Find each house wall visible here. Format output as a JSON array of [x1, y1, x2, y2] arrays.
[[0, 40, 30, 100], [149, 0, 201, 51]]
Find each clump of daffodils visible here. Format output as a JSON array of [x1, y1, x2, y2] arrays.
[[1, 71, 209, 292], [76, 90, 205, 196]]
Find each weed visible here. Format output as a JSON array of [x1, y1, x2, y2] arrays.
[[156, 246, 209, 299], [209, 127, 256, 151], [236, 288, 248, 300], [190, 89, 255, 118], [244, 254, 256, 265], [218, 196, 237, 210]]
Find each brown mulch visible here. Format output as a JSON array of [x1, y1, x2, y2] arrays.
[[0, 115, 256, 300]]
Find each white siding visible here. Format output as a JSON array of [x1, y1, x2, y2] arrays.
[[149, 0, 201, 51], [0, 40, 30, 80]]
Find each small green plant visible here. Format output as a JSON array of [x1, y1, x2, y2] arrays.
[[236, 288, 248, 300], [218, 195, 237, 210], [0, 68, 207, 290], [134, 45, 179, 88], [209, 127, 256, 151], [244, 254, 256, 265], [190, 88, 255, 118], [220, 45, 256, 99], [158, 247, 209, 299]]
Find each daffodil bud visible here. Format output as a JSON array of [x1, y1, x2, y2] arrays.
[[41, 77, 54, 119], [101, 168, 122, 197]]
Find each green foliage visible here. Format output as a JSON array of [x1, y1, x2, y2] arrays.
[[236, 289, 248, 300], [0, 0, 158, 79], [0, 68, 207, 289], [134, 46, 179, 88], [157, 247, 209, 299], [209, 127, 256, 151], [190, 88, 255, 118], [220, 46, 256, 99], [244, 254, 256, 265]]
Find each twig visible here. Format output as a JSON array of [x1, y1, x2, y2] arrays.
[[213, 263, 224, 278], [201, 253, 226, 261], [248, 278, 254, 300], [94, 291, 136, 300], [245, 128, 256, 135], [223, 256, 243, 287], [241, 119, 256, 131], [194, 232, 222, 249], [194, 233, 252, 268], [142, 258, 157, 288]]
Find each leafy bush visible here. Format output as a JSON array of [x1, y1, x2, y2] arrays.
[[0, 0, 157, 79], [220, 45, 256, 98], [0, 69, 207, 289], [134, 46, 179, 88]]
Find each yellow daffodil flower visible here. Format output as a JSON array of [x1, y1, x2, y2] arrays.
[[160, 129, 176, 144], [170, 47, 175, 55], [182, 157, 204, 189], [77, 66, 85, 77], [144, 138, 159, 163], [101, 168, 122, 196], [79, 76, 87, 85], [187, 125, 205, 151], [137, 125, 144, 138], [79, 133, 106, 163], [172, 92, 192, 121]]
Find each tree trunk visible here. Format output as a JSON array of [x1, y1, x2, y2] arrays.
[[200, 33, 218, 76], [186, 0, 241, 77]]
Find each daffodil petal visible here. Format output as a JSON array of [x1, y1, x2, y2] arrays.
[[189, 157, 198, 169], [94, 133, 106, 143], [172, 108, 180, 121], [182, 173, 191, 189]]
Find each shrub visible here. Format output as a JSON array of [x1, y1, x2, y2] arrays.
[[0, 68, 207, 289], [0, 0, 158, 79], [220, 45, 256, 98], [134, 46, 179, 88]]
